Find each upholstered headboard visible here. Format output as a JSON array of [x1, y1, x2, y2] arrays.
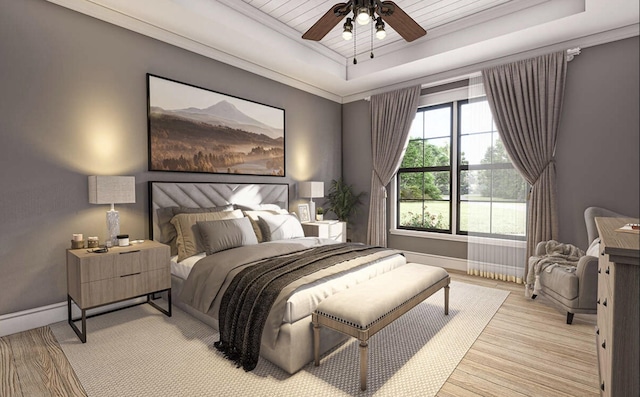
[[148, 181, 289, 242]]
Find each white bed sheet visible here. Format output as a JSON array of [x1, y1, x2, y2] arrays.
[[170, 252, 205, 280], [170, 240, 406, 324]]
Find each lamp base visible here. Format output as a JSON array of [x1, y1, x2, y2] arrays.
[[308, 201, 316, 223], [106, 210, 120, 247]]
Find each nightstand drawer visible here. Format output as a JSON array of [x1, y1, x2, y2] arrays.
[[302, 222, 347, 242], [326, 223, 345, 239], [115, 250, 142, 276], [83, 272, 142, 307]]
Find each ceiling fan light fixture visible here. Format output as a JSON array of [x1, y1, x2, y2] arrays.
[[356, 7, 371, 25], [342, 18, 353, 40], [301, 1, 426, 43], [375, 17, 386, 40]]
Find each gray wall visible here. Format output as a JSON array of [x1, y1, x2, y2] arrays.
[[341, 100, 372, 244], [343, 36, 640, 257], [557, 36, 640, 248], [0, 0, 342, 315]]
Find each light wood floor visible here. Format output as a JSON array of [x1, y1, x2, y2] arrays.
[[0, 270, 598, 397], [0, 326, 87, 397]]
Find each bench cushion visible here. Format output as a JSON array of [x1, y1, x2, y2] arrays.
[[315, 263, 449, 330]]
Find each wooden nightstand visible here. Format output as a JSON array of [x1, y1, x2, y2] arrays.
[[302, 221, 347, 242], [66, 240, 171, 342]]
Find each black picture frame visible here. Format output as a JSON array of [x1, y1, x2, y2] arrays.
[[147, 74, 285, 176]]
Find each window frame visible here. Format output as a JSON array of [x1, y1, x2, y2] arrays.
[[455, 99, 527, 241], [390, 87, 527, 243], [396, 102, 453, 234]]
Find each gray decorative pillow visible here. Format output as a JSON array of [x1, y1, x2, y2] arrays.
[[171, 209, 243, 262], [197, 217, 258, 255], [242, 209, 290, 242], [157, 205, 233, 256], [257, 213, 305, 241]]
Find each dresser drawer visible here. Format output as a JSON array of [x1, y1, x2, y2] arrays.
[[596, 331, 611, 396]]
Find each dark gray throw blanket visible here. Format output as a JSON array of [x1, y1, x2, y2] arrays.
[[214, 243, 389, 371]]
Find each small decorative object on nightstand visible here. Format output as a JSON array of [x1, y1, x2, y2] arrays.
[[66, 240, 171, 343], [316, 207, 324, 221], [302, 221, 347, 242]]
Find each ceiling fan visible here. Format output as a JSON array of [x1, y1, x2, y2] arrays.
[[302, 0, 427, 43]]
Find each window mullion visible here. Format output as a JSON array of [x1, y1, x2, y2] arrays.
[[451, 101, 458, 236]]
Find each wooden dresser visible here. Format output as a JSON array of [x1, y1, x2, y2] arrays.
[[595, 217, 639, 397], [66, 240, 171, 342]]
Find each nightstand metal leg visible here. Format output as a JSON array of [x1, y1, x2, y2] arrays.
[[147, 288, 172, 317], [67, 295, 87, 343]]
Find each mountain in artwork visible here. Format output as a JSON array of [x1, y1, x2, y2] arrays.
[[151, 100, 282, 140]]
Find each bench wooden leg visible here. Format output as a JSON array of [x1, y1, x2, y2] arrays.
[[359, 340, 368, 391], [313, 316, 320, 366], [444, 284, 449, 315]]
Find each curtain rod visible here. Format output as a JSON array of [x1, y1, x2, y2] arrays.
[[567, 47, 581, 61], [367, 47, 583, 101]]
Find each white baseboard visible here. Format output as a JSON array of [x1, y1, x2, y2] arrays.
[[403, 250, 468, 272], [0, 297, 148, 338], [0, 301, 68, 338]]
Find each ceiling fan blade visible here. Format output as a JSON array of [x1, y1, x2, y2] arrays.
[[302, 3, 351, 41], [378, 1, 426, 42]]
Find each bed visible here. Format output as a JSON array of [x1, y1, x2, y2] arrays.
[[149, 181, 407, 374]]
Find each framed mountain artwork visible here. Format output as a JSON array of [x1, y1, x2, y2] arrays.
[[147, 74, 285, 176]]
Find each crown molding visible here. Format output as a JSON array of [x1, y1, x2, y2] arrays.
[[341, 24, 639, 103], [46, 0, 344, 103]]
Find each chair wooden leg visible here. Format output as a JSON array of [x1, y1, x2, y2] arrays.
[[566, 312, 574, 324], [444, 284, 449, 315]]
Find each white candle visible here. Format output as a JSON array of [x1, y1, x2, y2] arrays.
[[72, 234, 83, 241]]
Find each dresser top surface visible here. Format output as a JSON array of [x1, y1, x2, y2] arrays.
[[596, 217, 640, 262]]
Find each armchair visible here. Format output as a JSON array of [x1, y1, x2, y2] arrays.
[[530, 206, 628, 324]]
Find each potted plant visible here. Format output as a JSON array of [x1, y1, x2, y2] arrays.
[[324, 178, 366, 223], [316, 207, 324, 221]]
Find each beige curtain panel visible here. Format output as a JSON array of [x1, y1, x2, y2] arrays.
[[482, 51, 568, 274], [367, 85, 421, 247]]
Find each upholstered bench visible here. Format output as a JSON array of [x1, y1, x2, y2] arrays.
[[312, 263, 450, 391]]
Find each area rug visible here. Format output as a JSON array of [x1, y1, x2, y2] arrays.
[[51, 281, 508, 396]]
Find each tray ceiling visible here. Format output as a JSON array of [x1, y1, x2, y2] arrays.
[[47, 0, 639, 102]]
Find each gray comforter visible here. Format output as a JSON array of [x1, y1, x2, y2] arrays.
[[179, 238, 402, 349]]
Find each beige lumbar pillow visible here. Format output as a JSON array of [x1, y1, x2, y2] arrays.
[[171, 209, 243, 262]]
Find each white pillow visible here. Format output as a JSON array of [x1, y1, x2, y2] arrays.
[[257, 213, 305, 241], [586, 238, 600, 257], [243, 209, 289, 242]]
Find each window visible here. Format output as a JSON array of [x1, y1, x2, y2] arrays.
[[397, 104, 452, 232], [395, 96, 527, 240]]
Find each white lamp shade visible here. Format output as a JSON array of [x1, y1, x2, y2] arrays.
[[299, 181, 324, 199], [88, 176, 136, 204]]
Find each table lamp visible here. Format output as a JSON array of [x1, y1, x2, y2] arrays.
[[88, 176, 136, 246], [299, 181, 324, 221]]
